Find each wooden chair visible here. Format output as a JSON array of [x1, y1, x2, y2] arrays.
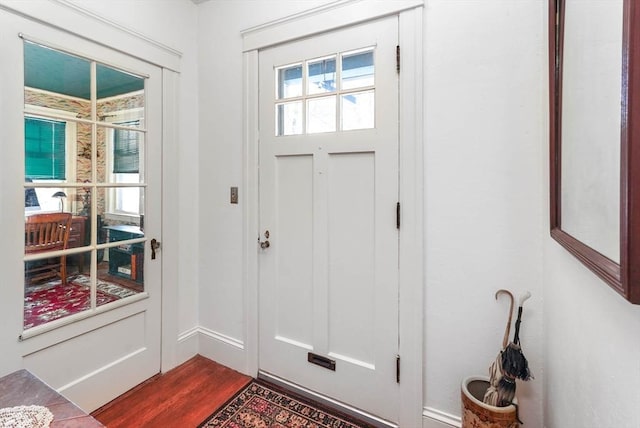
[[25, 213, 72, 286]]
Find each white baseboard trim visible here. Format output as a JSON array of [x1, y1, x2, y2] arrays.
[[194, 327, 247, 374], [423, 407, 461, 428], [177, 325, 199, 343], [176, 326, 199, 367], [197, 326, 244, 350]]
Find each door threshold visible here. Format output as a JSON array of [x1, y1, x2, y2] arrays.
[[257, 370, 398, 428]]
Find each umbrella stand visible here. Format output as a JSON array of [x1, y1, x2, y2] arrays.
[[462, 376, 519, 428]]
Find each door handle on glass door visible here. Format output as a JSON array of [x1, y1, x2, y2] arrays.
[[151, 238, 161, 259]]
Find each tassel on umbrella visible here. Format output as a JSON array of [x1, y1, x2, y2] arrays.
[[498, 291, 534, 407]]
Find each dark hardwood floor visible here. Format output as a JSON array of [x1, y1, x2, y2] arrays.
[[91, 355, 252, 427]]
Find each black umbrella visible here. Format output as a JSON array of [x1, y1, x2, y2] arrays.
[[483, 289, 514, 407], [498, 291, 533, 407]]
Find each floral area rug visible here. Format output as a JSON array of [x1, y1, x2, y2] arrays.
[[198, 380, 375, 428], [24, 275, 138, 329]]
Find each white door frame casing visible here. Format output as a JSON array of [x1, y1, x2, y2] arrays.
[[241, 1, 424, 426]]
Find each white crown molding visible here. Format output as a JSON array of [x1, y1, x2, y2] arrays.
[[51, 0, 182, 59], [0, 0, 182, 71], [241, 0, 424, 52], [241, 0, 356, 35]]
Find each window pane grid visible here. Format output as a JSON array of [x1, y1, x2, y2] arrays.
[[274, 47, 375, 136], [23, 41, 147, 331]]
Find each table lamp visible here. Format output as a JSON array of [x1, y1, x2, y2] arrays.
[[52, 191, 66, 212]]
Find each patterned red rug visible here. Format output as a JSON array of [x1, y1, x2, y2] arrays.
[[198, 380, 375, 428], [24, 275, 138, 329]]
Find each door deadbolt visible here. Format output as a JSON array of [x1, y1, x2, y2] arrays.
[[260, 230, 270, 249]]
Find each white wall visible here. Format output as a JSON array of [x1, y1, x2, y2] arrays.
[[423, 1, 545, 426], [544, 243, 640, 428]]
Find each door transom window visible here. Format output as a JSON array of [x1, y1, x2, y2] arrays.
[[274, 47, 375, 136]]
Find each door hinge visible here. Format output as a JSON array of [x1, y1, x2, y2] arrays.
[[396, 45, 400, 73], [396, 202, 401, 229], [396, 354, 401, 383]]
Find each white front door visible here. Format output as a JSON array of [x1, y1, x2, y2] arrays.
[[1, 14, 162, 412], [258, 17, 400, 423]]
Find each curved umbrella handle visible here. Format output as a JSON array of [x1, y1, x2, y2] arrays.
[[495, 289, 514, 349]]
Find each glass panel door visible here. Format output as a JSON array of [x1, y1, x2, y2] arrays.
[[23, 41, 146, 330]]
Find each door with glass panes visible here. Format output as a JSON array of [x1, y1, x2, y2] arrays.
[[16, 20, 162, 412], [258, 17, 400, 423]]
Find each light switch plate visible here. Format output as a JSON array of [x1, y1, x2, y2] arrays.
[[230, 186, 238, 204]]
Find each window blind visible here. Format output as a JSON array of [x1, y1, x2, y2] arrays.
[[24, 117, 66, 180], [113, 121, 140, 174]]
